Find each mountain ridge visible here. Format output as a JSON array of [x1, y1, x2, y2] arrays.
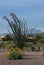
[[28, 28, 42, 34]]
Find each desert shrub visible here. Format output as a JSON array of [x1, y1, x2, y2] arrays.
[[4, 48, 24, 60], [24, 42, 33, 48], [38, 37, 44, 43], [22, 47, 27, 51], [0, 43, 5, 48], [34, 47, 40, 51], [6, 43, 16, 50], [23, 42, 33, 51], [0, 43, 3, 48]]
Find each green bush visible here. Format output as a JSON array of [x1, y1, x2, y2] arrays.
[[34, 47, 40, 51], [8, 51, 22, 60], [0, 43, 5, 48], [4, 48, 24, 60], [0, 43, 3, 48], [24, 42, 33, 48]]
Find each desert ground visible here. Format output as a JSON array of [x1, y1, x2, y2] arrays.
[[0, 51, 44, 65]]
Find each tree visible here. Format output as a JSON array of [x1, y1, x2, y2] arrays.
[[3, 13, 27, 49]]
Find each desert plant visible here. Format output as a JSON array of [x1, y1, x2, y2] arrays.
[[4, 34, 13, 41], [4, 48, 24, 60], [34, 47, 40, 51], [3, 13, 27, 49], [6, 43, 16, 50]]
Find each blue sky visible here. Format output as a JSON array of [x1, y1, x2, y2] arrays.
[[0, 0, 44, 34]]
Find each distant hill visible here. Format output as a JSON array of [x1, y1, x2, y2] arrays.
[[28, 28, 42, 34], [0, 28, 44, 37], [27, 28, 44, 37], [37, 32, 44, 37], [0, 33, 7, 36]]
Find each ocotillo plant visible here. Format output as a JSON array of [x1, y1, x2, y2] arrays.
[[3, 13, 27, 49]]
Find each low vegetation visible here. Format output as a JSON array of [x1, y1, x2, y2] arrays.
[[4, 48, 24, 60], [0, 13, 43, 60]]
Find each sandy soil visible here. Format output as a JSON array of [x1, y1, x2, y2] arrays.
[[0, 51, 44, 65]]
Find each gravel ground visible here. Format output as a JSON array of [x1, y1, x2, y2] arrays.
[[0, 51, 44, 65]]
